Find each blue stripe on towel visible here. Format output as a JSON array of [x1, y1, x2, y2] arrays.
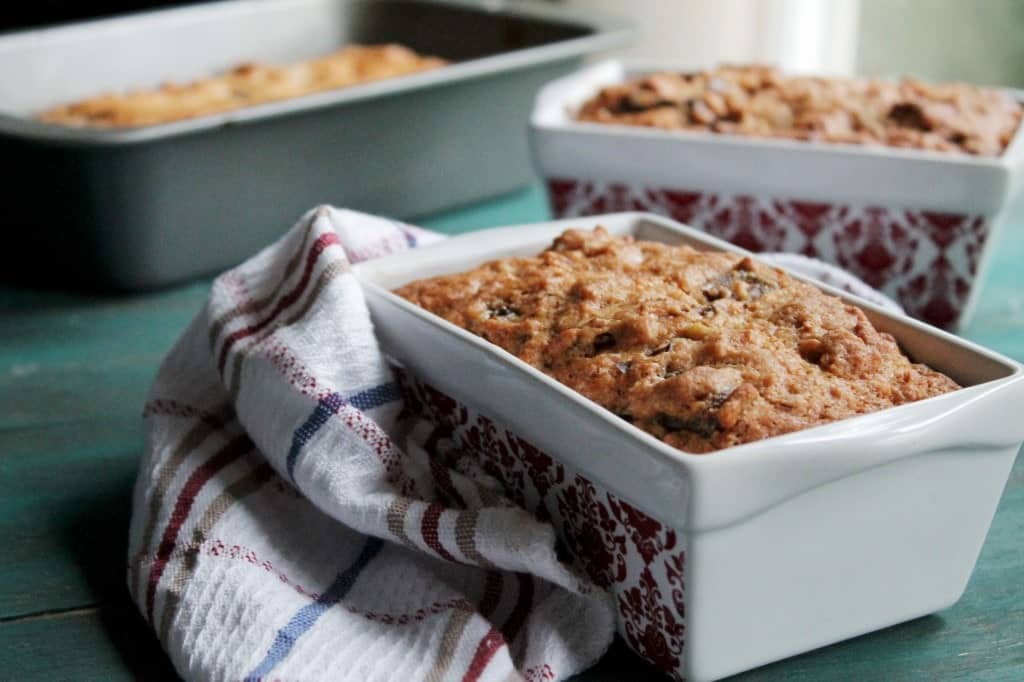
[[285, 382, 399, 480], [244, 537, 385, 681]]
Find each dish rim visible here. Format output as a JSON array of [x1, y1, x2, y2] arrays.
[[355, 210, 1024, 468], [529, 59, 1024, 171]]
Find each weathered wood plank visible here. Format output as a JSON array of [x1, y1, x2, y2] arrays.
[[960, 198, 1024, 361], [0, 418, 144, 618], [0, 283, 209, 430], [416, 184, 551, 235], [0, 605, 179, 680]]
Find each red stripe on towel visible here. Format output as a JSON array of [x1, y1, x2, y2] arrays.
[[216, 232, 340, 373], [421, 502, 458, 562], [462, 627, 507, 682], [145, 434, 252, 621]]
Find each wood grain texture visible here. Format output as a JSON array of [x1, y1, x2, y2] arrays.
[[0, 186, 1020, 680], [0, 606, 179, 680], [0, 418, 142, 618]]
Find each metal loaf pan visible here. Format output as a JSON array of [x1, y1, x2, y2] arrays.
[[0, 0, 629, 289]]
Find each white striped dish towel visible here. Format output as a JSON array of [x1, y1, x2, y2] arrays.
[[129, 206, 898, 682]]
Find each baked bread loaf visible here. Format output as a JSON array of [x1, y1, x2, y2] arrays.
[[395, 227, 959, 454], [576, 65, 1022, 157], [37, 44, 447, 128]]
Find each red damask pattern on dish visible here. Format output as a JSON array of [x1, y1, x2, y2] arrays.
[[556, 475, 628, 589], [618, 565, 686, 673], [547, 178, 990, 329], [395, 369, 688, 679]]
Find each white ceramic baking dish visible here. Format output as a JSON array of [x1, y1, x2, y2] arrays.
[[529, 60, 1024, 331], [355, 212, 1024, 681]]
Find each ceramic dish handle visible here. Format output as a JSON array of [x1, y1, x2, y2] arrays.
[[828, 377, 1024, 453], [690, 375, 1024, 531]]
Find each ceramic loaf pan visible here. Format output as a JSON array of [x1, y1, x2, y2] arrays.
[[355, 212, 1024, 682], [0, 0, 628, 289], [530, 60, 1024, 331]]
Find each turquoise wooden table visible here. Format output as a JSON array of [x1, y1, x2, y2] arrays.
[[1, 186, 1022, 680]]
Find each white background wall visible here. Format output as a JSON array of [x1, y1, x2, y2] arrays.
[[556, 0, 1024, 86], [857, 0, 1024, 86], [563, 0, 861, 75]]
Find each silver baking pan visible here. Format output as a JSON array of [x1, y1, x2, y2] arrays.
[[0, 0, 629, 289]]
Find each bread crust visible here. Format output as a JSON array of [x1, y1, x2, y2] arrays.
[[396, 227, 959, 454], [576, 66, 1022, 157], [37, 44, 447, 128]]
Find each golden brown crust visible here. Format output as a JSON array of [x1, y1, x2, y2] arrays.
[[37, 44, 447, 128], [395, 227, 959, 454], [576, 65, 1022, 157]]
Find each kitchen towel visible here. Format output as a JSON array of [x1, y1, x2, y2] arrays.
[[128, 206, 898, 682]]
